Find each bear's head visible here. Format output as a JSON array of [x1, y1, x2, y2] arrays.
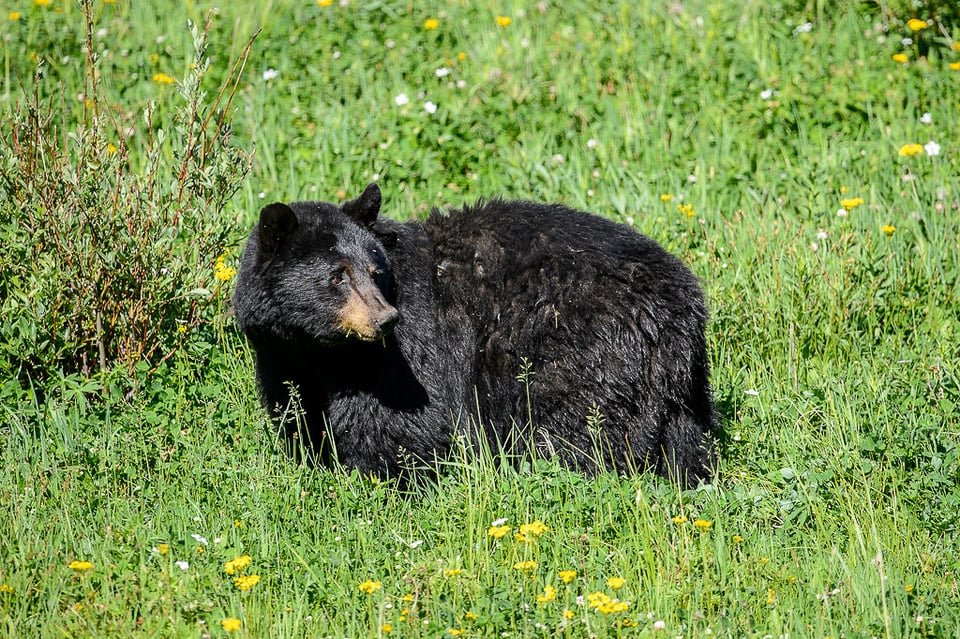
[[235, 183, 399, 348]]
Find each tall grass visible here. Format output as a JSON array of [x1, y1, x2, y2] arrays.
[[0, 1, 958, 637]]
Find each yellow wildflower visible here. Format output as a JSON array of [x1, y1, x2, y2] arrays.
[[660, 193, 674, 202], [840, 197, 864, 210], [586, 592, 630, 614], [234, 574, 261, 591], [694, 519, 713, 531], [69, 560, 93, 572], [520, 520, 549, 536], [9, 12, 21, 20], [892, 53, 908, 64], [496, 15, 512, 27], [152, 73, 176, 85], [586, 592, 609, 608], [457, 52, 468, 61], [358, 579, 381, 594], [424, 18, 439, 30], [671, 515, 688, 525], [562, 608, 575, 619], [447, 629, 463, 636], [882, 224, 896, 235], [536, 584, 557, 603], [766, 588, 777, 605], [601, 600, 630, 614], [381, 623, 393, 633], [224, 555, 252, 575], [221, 618, 242, 632], [464, 611, 479, 621], [0, 584, 13, 594], [515, 520, 549, 541], [607, 576, 626, 590], [905, 584, 914, 593], [899, 143, 923, 156], [906, 18, 927, 31], [318, 0, 334, 5], [513, 560, 538, 571], [443, 568, 462, 577], [214, 254, 237, 281], [732, 534, 744, 544], [487, 524, 510, 539], [677, 203, 696, 217], [559, 570, 577, 584], [949, 62, 960, 71], [156, 543, 170, 555], [35, 0, 52, 6]]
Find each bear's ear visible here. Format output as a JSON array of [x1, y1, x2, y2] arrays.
[[342, 183, 381, 227], [257, 203, 299, 257]]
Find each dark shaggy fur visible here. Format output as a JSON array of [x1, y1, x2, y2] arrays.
[[234, 183, 716, 485]]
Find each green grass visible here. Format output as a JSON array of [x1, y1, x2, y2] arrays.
[[1, 0, 959, 637]]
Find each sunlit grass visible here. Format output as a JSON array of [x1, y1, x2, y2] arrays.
[[1, 0, 959, 636]]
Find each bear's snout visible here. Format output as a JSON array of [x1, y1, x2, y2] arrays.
[[374, 305, 400, 334], [338, 279, 399, 341]]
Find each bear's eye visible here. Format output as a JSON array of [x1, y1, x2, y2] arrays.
[[330, 269, 348, 286]]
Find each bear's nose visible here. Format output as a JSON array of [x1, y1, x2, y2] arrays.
[[376, 306, 400, 333]]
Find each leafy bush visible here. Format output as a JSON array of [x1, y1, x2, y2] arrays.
[[0, 7, 253, 385]]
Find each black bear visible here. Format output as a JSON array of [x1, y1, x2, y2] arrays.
[[234, 183, 715, 486]]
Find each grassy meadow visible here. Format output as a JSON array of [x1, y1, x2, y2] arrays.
[[1, 0, 959, 637]]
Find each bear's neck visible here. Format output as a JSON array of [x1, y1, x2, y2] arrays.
[[270, 337, 394, 389], [298, 333, 433, 415]]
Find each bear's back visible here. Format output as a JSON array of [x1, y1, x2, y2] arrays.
[[424, 198, 704, 314]]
